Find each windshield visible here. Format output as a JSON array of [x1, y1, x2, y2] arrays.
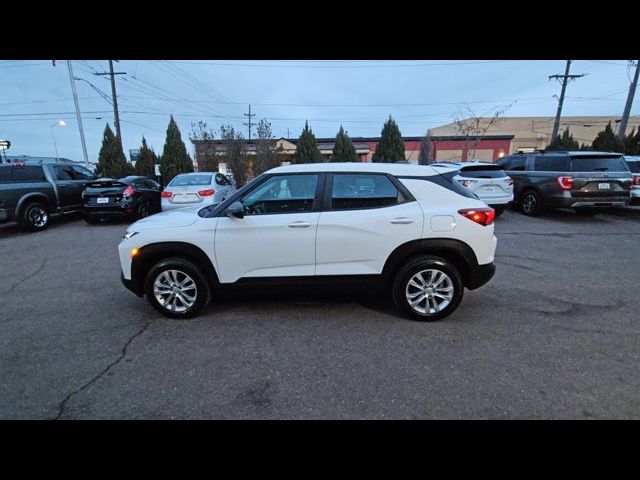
[[169, 174, 212, 186], [571, 156, 629, 172]]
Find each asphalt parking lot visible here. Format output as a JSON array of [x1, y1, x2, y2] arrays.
[[1, 208, 639, 419]]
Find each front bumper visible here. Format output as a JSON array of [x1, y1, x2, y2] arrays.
[[121, 271, 144, 297]]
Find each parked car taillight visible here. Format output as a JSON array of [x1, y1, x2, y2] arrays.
[[505, 178, 514, 186], [122, 185, 134, 197], [632, 174, 640, 186], [457, 179, 477, 188], [556, 176, 574, 191], [160, 191, 173, 198], [198, 189, 215, 197], [458, 208, 495, 226]]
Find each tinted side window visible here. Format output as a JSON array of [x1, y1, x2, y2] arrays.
[[534, 155, 570, 172], [11, 166, 47, 182], [54, 165, 75, 180], [241, 174, 318, 215], [215, 173, 230, 186], [330, 173, 401, 210], [0, 167, 11, 182], [509, 156, 526, 171], [627, 161, 640, 173], [71, 165, 96, 180]]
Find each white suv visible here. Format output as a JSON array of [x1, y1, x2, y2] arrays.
[[118, 163, 497, 321]]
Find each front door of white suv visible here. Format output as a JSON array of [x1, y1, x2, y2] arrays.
[[214, 173, 322, 283], [315, 173, 423, 275]]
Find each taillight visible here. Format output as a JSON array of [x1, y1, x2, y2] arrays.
[[160, 191, 173, 198], [505, 178, 514, 186], [632, 175, 640, 186], [556, 176, 573, 190], [198, 189, 215, 197], [458, 179, 477, 188], [122, 185, 134, 197], [458, 208, 495, 226]]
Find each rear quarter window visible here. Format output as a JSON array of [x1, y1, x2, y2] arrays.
[[625, 161, 640, 173]]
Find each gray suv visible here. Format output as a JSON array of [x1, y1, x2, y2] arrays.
[[497, 151, 632, 216], [0, 157, 97, 231]]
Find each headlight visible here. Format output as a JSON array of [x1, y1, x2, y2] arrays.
[[123, 231, 139, 240]]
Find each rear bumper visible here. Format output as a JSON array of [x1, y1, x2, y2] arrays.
[[84, 204, 136, 218], [466, 262, 496, 290], [545, 192, 630, 208]]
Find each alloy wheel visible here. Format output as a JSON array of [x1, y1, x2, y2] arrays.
[[405, 269, 454, 315], [153, 269, 198, 313]]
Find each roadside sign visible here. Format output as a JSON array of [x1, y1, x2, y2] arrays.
[[154, 164, 161, 176], [129, 149, 140, 163], [0, 140, 10, 150]]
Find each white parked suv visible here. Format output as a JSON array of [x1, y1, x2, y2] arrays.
[[431, 161, 514, 215], [119, 163, 497, 321]]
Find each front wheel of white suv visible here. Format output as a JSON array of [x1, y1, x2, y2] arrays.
[[392, 255, 464, 322], [144, 257, 211, 319]]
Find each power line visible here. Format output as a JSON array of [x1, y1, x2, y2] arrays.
[[159, 60, 519, 68]]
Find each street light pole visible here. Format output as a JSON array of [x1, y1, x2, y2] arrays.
[[51, 120, 66, 160], [66, 61, 90, 166]]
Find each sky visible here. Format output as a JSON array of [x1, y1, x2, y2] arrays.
[[0, 60, 637, 164]]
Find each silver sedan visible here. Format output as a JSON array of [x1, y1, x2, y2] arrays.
[[161, 172, 236, 211]]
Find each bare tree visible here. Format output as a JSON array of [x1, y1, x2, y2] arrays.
[[254, 119, 282, 176], [189, 120, 218, 172], [418, 129, 435, 164], [219, 125, 248, 187], [451, 103, 514, 160]]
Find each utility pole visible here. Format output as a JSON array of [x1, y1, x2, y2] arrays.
[[66, 61, 89, 166], [618, 60, 640, 140], [287, 128, 290, 139], [95, 60, 126, 147], [549, 60, 586, 140], [243, 104, 255, 140]]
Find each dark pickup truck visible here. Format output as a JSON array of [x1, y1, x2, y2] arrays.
[[0, 158, 97, 231], [496, 151, 633, 216]]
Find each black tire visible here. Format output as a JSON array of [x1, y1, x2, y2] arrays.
[[493, 206, 505, 217], [19, 201, 49, 231], [137, 201, 150, 219], [391, 255, 464, 322], [144, 257, 211, 319], [520, 190, 543, 216]]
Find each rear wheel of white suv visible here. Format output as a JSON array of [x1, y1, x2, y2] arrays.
[[144, 257, 211, 319], [392, 255, 464, 322]]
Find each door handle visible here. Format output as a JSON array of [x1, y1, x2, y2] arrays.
[[288, 221, 311, 228], [390, 217, 414, 224]]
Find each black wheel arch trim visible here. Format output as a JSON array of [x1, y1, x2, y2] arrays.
[[381, 238, 493, 290], [16, 193, 51, 217], [129, 241, 220, 296]]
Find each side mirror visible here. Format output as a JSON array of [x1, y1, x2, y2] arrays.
[[225, 201, 244, 219]]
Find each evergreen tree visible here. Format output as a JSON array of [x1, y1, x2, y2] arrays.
[[623, 127, 640, 155], [134, 137, 158, 177], [546, 128, 579, 151], [95, 123, 133, 178], [331, 126, 357, 162], [294, 121, 323, 163], [592, 121, 625, 153], [160, 115, 193, 185], [580, 143, 593, 151], [372, 116, 406, 163]]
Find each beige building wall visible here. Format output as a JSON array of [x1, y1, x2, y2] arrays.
[[430, 116, 640, 153]]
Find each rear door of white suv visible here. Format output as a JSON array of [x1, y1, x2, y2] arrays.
[[214, 173, 323, 282], [315, 172, 423, 275]]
